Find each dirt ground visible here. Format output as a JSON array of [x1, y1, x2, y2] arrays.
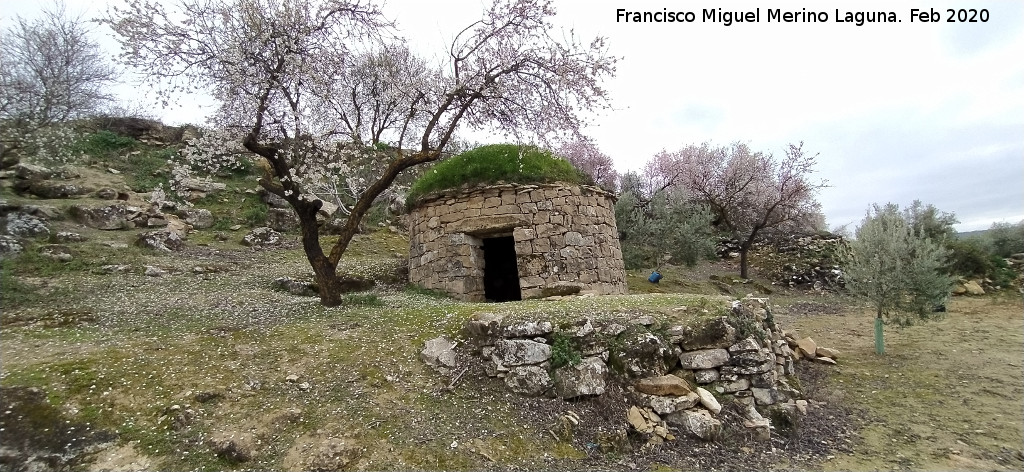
[[775, 292, 1024, 471]]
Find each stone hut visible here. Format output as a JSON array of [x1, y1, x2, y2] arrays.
[[408, 183, 628, 301]]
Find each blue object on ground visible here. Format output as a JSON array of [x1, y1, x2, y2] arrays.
[[648, 271, 662, 283]]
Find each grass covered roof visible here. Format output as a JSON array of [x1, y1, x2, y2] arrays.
[[406, 144, 585, 206]]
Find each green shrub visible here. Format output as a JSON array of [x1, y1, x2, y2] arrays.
[[406, 144, 584, 206], [550, 333, 582, 369], [946, 238, 993, 278]]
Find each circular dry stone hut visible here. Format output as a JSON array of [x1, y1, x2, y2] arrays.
[[406, 144, 628, 302]]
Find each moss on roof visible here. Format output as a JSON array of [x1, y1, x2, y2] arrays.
[[406, 144, 585, 206]]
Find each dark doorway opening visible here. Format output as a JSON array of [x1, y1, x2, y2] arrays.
[[483, 236, 521, 302]]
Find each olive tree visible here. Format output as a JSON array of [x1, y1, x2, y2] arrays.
[[106, 0, 616, 306], [615, 171, 716, 270], [845, 203, 953, 355]]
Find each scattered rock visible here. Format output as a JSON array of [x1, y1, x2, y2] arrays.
[[136, 230, 186, 252], [180, 208, 215, 229], [0, 235, 23, 257], [421, 336, 458, 373], [38, 244, 73, 262], [52, 232, 86, 243], [815, 347, 840, 359], [2, 213, 49, 238], [812, 356, 837, 365], [242, 227, 282, 247], [144, 266, 167, 277], [962, 280, 985, 296], [70, 204, 128, 230], [13, 162, 53, 180], [646, 392, 700, 415], [94, 187, 119, 200], [273, 277, 318, 297], [626, 406, 654, 433], [796, 337, 818, 358]]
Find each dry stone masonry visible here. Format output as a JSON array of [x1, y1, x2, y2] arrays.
[[407, 183, 627, 301], [423, 295, 840, 443]]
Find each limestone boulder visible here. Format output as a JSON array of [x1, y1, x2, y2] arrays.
[[492, 339, 551, 366], [267, 208, 300, 232], [94, 187, 119, 200], [796, 337, 818, 358], [678, 348, 730, 370], [501, 320, 553, 338], [665, 409, 722, 441], [70, 204, 128, 230], [13, 162, 53, 180], [646, 392, 700, 415], [504, 365, 553, 396], [273, 277, 318, 297], [962, 280, 985, 295], [21, 181, 90, 199], [136, 230, 186, 252], [635, 374, 692, 396], [464, 312, 504, 338], [242, 227, 282, 247], [610, 332, 673, 378], [3, 213, 49, 238], [674, 316, 738, 350], [180, 208, 215, 229], [695, 387, 722, 414], [553, 357, 607, 399], [420, 336, 458, 373]]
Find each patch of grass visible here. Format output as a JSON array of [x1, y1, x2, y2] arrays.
[[404, 284, 451, 299], [122, 148, 174, 192], [72, 130, 137, 158], [241, 199, 269, 227], [1, 261, 45, 309], [342, 293, 384, 307], [406, 144, 584, 206]]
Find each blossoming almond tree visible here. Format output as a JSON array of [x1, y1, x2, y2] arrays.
[[649, 142, 827, 279], [106, 0, 616, 306]]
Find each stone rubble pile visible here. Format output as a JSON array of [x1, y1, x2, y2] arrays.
[[755, 233, 848, 290], [425, 295, 840, 443]]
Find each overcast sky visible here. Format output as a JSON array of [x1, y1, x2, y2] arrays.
[[3, 0, 1022, 231]]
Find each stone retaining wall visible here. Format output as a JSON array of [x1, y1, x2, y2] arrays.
[[422, 296, 840, 442], [407, 183, 627, 301]]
